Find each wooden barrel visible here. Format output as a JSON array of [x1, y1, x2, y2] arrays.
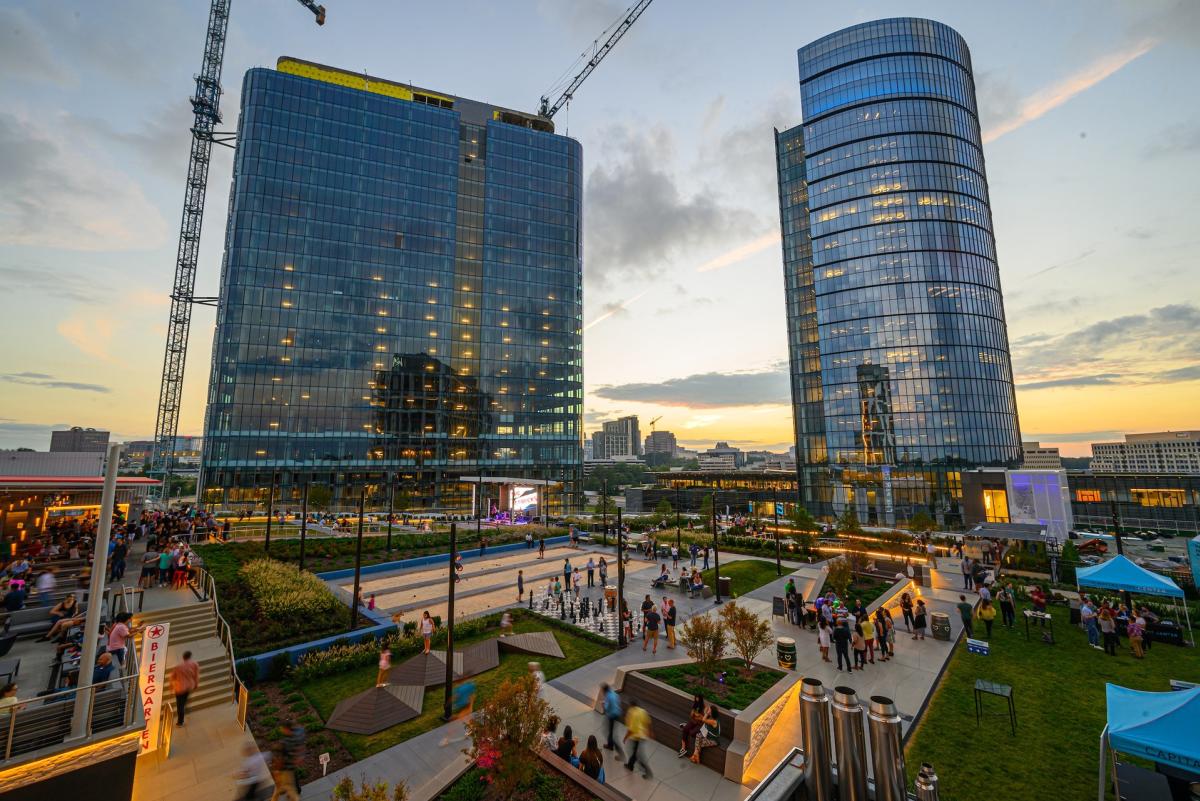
[[777, 636, 797, 669], [604, 585, 617, 611]]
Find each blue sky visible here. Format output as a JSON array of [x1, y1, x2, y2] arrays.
[[1, 0, 1197, 455]]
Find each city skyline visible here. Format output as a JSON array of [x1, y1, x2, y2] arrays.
[[2, 1, 1198, 457]]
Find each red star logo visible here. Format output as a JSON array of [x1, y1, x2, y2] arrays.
[[148, 625, 165, 638]]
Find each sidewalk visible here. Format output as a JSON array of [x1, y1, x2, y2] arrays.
[[132, 702, 266, 801]]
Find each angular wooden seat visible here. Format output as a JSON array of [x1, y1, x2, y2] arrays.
[[497, 631, 565, 659], [326, 684, 424, 734]]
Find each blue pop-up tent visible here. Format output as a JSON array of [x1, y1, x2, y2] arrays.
[[1076, 555, 1192, 645], [1098, 684, 1200, 800]]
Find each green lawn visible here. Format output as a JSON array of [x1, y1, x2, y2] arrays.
[[644, 658, 785, 710], [904, 600, 1200, 801], [301, 616, 612, 760], [701, 558, 784, 597]]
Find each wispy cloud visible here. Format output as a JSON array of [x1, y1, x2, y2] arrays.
[[983, 39, 1157, 144], [0, 373, 110, 393], [696, 231, 780, 273], [594, 363, 790, 408], [56, 314, 117, 362], [584, 289, 649, 331], [1018, 374, 1123, 391]]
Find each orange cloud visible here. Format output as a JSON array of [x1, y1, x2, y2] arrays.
[[983, 39, 1157, 144]]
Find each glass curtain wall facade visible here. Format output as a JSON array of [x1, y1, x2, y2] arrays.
[[778, 19, 1021, 525], [200, 59, 583, 511]]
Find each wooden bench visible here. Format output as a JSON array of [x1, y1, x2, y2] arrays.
[[536, 748, 630, 801], [620, 671, 733, 773]]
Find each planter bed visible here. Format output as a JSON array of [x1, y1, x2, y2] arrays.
[[643, 658, 784, 710]]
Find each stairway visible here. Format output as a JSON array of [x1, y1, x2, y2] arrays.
[[134, 601, 236, 714]]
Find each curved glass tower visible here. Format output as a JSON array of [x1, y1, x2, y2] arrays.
[[777, 18, 1021, 525]]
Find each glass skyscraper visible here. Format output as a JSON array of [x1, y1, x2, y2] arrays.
[[200, 58, 583, 511], [777, 19, 1021, 525]]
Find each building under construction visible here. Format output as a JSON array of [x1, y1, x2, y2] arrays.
[[198, 58, 584, 511]]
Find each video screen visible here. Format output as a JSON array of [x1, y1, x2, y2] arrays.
[[510, 485, 538, 514]]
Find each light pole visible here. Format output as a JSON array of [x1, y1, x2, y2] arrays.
[[616, 507, 626, 648], [711, 491, 723, 604], [349, 485, 366, 630], [675, 485, 681, 549], [773, 488, 782, 576], [386, 471, 395, 553], [264, 469, 277, 555], [477, 474, 483, 543], [298, 481, 309, 572], [443, 523, 458, 719], [1111, 500, 1133, 610], [602, 477, 608, 547]]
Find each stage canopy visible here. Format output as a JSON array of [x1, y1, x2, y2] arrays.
[[1105, 684, 1200, 772], [1076, 555, 1184, 598]]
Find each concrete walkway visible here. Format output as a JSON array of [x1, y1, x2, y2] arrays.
[[132, 702, 264, 801]]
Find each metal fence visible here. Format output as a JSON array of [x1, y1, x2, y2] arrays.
[[194, 567, 250, 725]]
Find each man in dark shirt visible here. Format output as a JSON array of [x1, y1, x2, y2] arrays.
[[957, 595, 975, 638], [643, 608, 661, 654], [832, 618, 852, 671], [3, 585, 25, 612], [665, 599, 678, 649]]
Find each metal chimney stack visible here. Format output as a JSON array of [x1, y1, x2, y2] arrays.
[[831, 686, 869, 801], [799, 677, 833, 801], [914, 762, 940, 801], [867, 695, 907, 801]]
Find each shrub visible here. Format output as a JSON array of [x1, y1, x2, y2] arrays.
[[240, 558, 345, 619], [719, 602, 774, 670], [333, 776, 408, 801], [466, 675, 549, 796], [826, 556, 853, 600], [680, 614, 726, 685]]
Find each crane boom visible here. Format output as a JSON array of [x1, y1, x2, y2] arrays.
[[538, 0, 653, 119], [150, 0, 324, 501]]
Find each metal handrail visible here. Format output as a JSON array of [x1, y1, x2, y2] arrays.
[[193, 567, 249, 710]]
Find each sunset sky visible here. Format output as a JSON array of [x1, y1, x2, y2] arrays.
[[1, 0, 1197, 456]]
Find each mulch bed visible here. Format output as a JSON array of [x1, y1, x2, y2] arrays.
[[246, 680, 355, 783]]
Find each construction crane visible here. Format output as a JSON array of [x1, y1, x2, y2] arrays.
[[649, 416, 662, 432], [538, 0, 654, 119], [150, 0, 325, 500]]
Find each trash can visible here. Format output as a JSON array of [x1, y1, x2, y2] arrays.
[[718, 575, 732, 597], [931, 611, 952, 641], [777, 636, 797, 669]]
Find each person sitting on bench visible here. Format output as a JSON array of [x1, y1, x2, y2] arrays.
[[651, 565, 671, 588], [689, 569, 705, 597]]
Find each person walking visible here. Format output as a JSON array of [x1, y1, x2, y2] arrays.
[[690, 542, 699, 567], [961, 555, 973, 590], [977, 600, 996, 639], [171, 650, 200, 726], [563, 558, 573, 590], [1128, 613, 1146, 659], [833, 618, 852, 671], [376, 648, 391, 686], [643, 604, 661, 654], [623, 697, 653, 778], [702, 545, 710, 571], [665, 599, 677, 649], [602, 682, 625, 756], [671, 545, 679, 571], [586, 557, 595, 588], [538, 537, 545, 559], [913, 600, 928, 640], [269, 720, 306, 801], [517, 569, 525, 602], [957, 594, 975, 638], [997, 584, 1016, 628], [421, 610, 435, 654], [235, 743, 269, 801]]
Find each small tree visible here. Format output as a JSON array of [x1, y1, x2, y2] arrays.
[[788, 505, 817, 532], [655, 498, 674, 517], [308, 484, 333, 511], [908, 510, 935, 537], [465, 674, 549, 796], [826, 555, 853, 600], [836, 507, 863, 536], [699, 494, 715, 527], [719, 602, 774, 671], [333, 776, 408, 801], [845, 541, 869, 574], [680, 613, 727, 685]]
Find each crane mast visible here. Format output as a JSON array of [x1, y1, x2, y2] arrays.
[[539, 0, 654, 120], [150, 0, 324, 501]]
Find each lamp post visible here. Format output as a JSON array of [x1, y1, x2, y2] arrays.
[[675, 485, 681, 549], [1111, 500, 1134, 610], [386, 471, 395, 552], [773, 488, 782, 576], [443, 523, 458, 720], [477, 474, 483, 543], [298, 481, 309, 572], [349, 485, 366, 630], [712, 491, 723, 604], [264, 469, 277, 555], [616, 507, 626, 648], [602, 477, 608, 547]]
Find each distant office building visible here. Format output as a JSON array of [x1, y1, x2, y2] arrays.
[[200, 58, 583, 511], [583, 439, 594, 462], [698, 452, 737, 472], [644, 430, 677, 456], [592, 416, 640, 459], [1022, 442, 1063, 470], [50, 427, 109, 453], [704, 442, 743, 468], [1091, 431, 1200, 474], [1068, 471, 1200, 534], [777, 18, 1021, 525], [582, 455, 644, 476]]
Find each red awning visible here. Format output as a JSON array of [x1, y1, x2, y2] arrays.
[[0, 476, 161, 489]]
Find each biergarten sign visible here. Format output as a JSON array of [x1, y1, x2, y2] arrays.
[[138, 621, 171, 755]]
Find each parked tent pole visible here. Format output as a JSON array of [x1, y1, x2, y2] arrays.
[[1096, 725, 1108, 801]]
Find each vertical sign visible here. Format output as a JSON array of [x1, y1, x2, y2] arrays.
[[138, 621, 170, 755], [1188, 535, 1200, 592]]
